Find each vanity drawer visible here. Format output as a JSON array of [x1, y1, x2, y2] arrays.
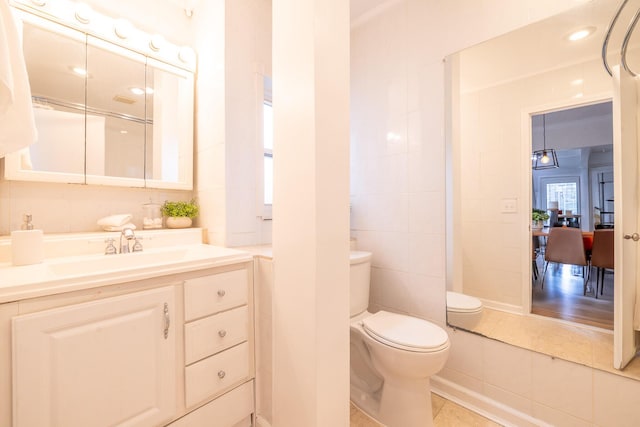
[[185, 342, 250, 408], [185, 305, 248, 365], [168, 380, 253, 427], [184, 269, 248, 321]]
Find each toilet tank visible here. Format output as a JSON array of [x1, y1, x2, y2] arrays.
[[350, 251, 372, 317]]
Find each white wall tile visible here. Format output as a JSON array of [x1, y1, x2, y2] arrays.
[[408, 192, 445, 234], [355, 230, 409, 272], [438, 366, 484, 395], [444, 327, 484, 379], [369, 266, 411, 314], [531, 352, 593, 422], [408, 232, 445, 278], [593, 369, 640, 427], [532, 402, 592, 427], [483, 383, 533, 417], [482, 339, 532, 399], [408, 273, 446, 323], [350, 193, 409, 233]]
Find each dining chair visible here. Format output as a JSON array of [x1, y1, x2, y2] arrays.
[[541, 227, 588, 294], [590, 229, 614, 298]]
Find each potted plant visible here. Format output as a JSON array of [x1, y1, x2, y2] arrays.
[[532, 208, 549, 230], [161, 199, 199, 229]]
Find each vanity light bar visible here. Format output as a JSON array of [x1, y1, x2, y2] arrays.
[[11, 0, 196, 72]]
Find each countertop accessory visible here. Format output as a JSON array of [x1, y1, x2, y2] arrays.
[[11, 213, 44, 266]]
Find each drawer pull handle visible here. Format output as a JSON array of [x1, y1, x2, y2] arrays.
[[218, 330, 227, 338], [217, 289, 226, 297], [163, 303, 170, 339], [218, 370, 226, 379]]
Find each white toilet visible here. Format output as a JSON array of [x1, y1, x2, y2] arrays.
[[350, 251, 450, 427], [446, 291, 483, 330]]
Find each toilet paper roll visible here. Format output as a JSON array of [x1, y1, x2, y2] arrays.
[[11, 229, 43, 266]]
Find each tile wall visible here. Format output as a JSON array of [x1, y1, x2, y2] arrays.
[[436, 328, 640, 426], [349, 0, 579, 324]]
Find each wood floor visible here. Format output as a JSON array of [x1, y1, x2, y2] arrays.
[[532, 259, 614, 330]]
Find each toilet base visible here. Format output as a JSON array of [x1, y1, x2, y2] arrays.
[[378, 377, 434, 427], [351, 377, 435, 427]]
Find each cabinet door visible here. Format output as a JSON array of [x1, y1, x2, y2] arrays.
[[12, 286, 176, 427]]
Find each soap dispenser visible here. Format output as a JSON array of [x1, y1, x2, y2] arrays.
[[11, 214, 44, 266]]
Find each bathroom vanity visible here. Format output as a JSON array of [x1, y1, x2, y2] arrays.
[[0, 231, 255, 427]]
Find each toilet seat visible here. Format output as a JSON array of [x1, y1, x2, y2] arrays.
[[361, 311, 449, 353], [446, 291, 482, 314]]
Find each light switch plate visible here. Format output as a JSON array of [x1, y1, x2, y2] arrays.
[[501, 198, 517, 213]]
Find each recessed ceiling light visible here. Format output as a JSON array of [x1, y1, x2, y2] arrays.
[[571, 78, 584, 86], [120, 130, 128, 134], [568, 27, 595, 41], [130, 87, 145, 95], [145, 87, 154, 95]]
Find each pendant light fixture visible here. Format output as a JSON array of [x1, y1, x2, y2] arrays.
[[532, 113, 559, 170]]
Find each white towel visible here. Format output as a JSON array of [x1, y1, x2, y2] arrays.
[[0, 1, 37, 157], [97, 214, 133, 228]]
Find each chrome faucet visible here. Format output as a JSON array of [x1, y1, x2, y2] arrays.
[[120, 227, 136, 254]]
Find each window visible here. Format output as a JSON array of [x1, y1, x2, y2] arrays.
[[263, 101, 273, 205], [260, 75, 273, 220], [541, 177, 580, 214]]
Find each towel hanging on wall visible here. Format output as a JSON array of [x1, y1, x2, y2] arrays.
[[0, 0, 37, 157]]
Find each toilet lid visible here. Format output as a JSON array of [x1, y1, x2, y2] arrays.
[[361, 311, 449, 353], [446, 291, 482, 313]]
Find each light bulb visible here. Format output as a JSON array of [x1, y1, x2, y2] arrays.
[[149, 34, 166, 51], [72, 66, 87, 76], [114, 19, 133, 39], [541, 152, 550, 164], [75, 3, 92, 24]]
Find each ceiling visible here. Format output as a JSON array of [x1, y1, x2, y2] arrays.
[[163, 0, 395, 25], [350, 0, 394, 24]]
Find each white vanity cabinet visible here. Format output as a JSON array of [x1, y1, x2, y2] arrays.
[[2, 257, 255, 427], [12, 286, 177, 427]]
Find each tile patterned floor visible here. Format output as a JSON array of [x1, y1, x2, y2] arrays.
[[350, 394, 502, 427]]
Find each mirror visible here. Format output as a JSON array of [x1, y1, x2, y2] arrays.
[[446, 0, 640, 374], [21, 18, 86, 181], [4, 8, 194, 190]]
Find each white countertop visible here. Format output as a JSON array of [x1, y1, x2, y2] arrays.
[[235, 244, 273, 259], [0, 234, 252, 303]]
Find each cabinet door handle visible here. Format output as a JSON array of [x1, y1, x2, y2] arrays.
[[218, 329, 227, 338], [217, 289, 226, 297], [163, 303, 170, 339], [218, 370, 226, 379]]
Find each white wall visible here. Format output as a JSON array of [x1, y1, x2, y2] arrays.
[[350, 0, 580, 324], [193, 0, 272, 247]]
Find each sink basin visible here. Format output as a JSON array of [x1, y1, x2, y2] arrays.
[[47, 247, 189, 277], [0, 239, 253, 304]]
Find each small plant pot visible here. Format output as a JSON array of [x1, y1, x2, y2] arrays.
[[165, 217, 192, 229], [532, 220, 544, 230]]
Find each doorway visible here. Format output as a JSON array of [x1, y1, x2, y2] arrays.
[[530, 102, 614, 330]]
